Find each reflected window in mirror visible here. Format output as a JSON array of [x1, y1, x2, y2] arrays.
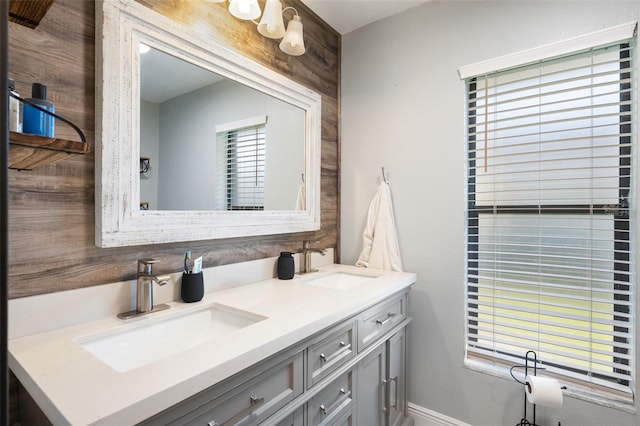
[[215, 117, 266, 211]]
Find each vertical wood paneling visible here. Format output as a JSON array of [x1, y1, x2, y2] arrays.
[[7, 0, 340, 298]]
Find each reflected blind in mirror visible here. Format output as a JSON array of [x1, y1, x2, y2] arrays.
[[222, 125, 266, 211], [464, 39, 635, 402]]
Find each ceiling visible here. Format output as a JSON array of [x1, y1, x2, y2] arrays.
[[140, 47, 224, 103], [300, 0, 430, 35]]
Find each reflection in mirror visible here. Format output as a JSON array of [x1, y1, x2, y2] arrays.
[[139, 46, 305, 211]]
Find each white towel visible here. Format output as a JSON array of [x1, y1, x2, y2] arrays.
[[356, 181, 403, 271]]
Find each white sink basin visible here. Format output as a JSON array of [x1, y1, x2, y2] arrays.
[[75, 303, 267, 372], [301, 271, 380, 290]]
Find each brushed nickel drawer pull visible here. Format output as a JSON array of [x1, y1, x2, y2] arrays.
[[319, 343, 352, 364], [381, 379, 387, 415], [320, 388, 350, 415], [389, 376, 399, 409], [376, 312, 396, 326], [210, 394, 266, 426]]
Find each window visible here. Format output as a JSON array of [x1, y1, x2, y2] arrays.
[[215, 116, 267, 211], [461, 26, 636, 404], [224, 125, 266, 210]]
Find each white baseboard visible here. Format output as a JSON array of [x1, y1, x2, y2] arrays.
[[408, 402, 472, 426]]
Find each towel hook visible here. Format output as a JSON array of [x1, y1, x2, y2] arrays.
[[381, 167, 389, 184]]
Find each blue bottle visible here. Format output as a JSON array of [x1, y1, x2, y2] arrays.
[[23, 83, 55, 137]]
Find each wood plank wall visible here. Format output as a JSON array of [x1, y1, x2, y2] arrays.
[[7, 0, 341, 299]]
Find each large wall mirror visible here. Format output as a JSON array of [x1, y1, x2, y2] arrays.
[[95, 0, 321, 247]]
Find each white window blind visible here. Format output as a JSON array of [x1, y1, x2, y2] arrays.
[[463, 36, 635, 403], [220, 124, 266, 211]]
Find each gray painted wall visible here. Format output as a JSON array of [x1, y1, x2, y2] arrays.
[[341, 1, 640, 425]]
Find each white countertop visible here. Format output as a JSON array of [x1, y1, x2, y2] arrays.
[[9, 264, 415, 425]]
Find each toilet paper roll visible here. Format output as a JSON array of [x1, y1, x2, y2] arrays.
[[525, 375, 563, 408]]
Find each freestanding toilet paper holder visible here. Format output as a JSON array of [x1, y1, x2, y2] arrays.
[[513, 350, 566, 426], [517, 350, 539, 426]]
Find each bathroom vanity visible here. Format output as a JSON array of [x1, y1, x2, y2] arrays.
[[9, 263, 415, 425]]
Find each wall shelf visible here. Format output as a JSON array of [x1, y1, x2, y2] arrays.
[[8, 0, 53, 29], [9, 131, 89, 171]]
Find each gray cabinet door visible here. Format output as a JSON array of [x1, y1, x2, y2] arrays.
[[356, 327, 408, 426], [387, 328, 406, 426], [355, 343, 386, 426]]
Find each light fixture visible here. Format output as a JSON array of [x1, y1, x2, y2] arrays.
[[279, 10, 305, 56], [257, 0, 285, 39], [220, 0, 306, 56], [228, 0, 261, 21]]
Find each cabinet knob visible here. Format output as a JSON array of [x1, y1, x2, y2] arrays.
[[250, 395, 264, 405]]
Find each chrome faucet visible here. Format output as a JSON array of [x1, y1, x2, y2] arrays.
[[301, 240, 327, 274], [118, 259, 172, 319]]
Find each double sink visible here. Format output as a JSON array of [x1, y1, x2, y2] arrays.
[[75, 270, 379, 373]]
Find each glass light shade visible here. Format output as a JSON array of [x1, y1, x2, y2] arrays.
[[229, 0, 261, 20], [257, 0, 286, 39], [279, 15, 305, 56]]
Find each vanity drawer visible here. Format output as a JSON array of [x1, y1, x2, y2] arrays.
[[307, 320, 356, 388], [357, 294, 406, 351], [152, 351, 303, 426], [331, 407, 353, 426], [273, 406, 304, 426], [307, 370, 353, 426]]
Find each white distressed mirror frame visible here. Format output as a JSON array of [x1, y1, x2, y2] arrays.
[[95, 0, 322, 247]]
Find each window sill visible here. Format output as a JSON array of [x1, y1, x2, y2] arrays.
[[464, 358, 636, 414]]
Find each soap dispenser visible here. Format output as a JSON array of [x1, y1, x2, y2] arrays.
[[23, 82, 55, 137], [277, 252, 295, 280]]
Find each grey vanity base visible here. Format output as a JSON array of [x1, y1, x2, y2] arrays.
[[140, 290, 412, 426]]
